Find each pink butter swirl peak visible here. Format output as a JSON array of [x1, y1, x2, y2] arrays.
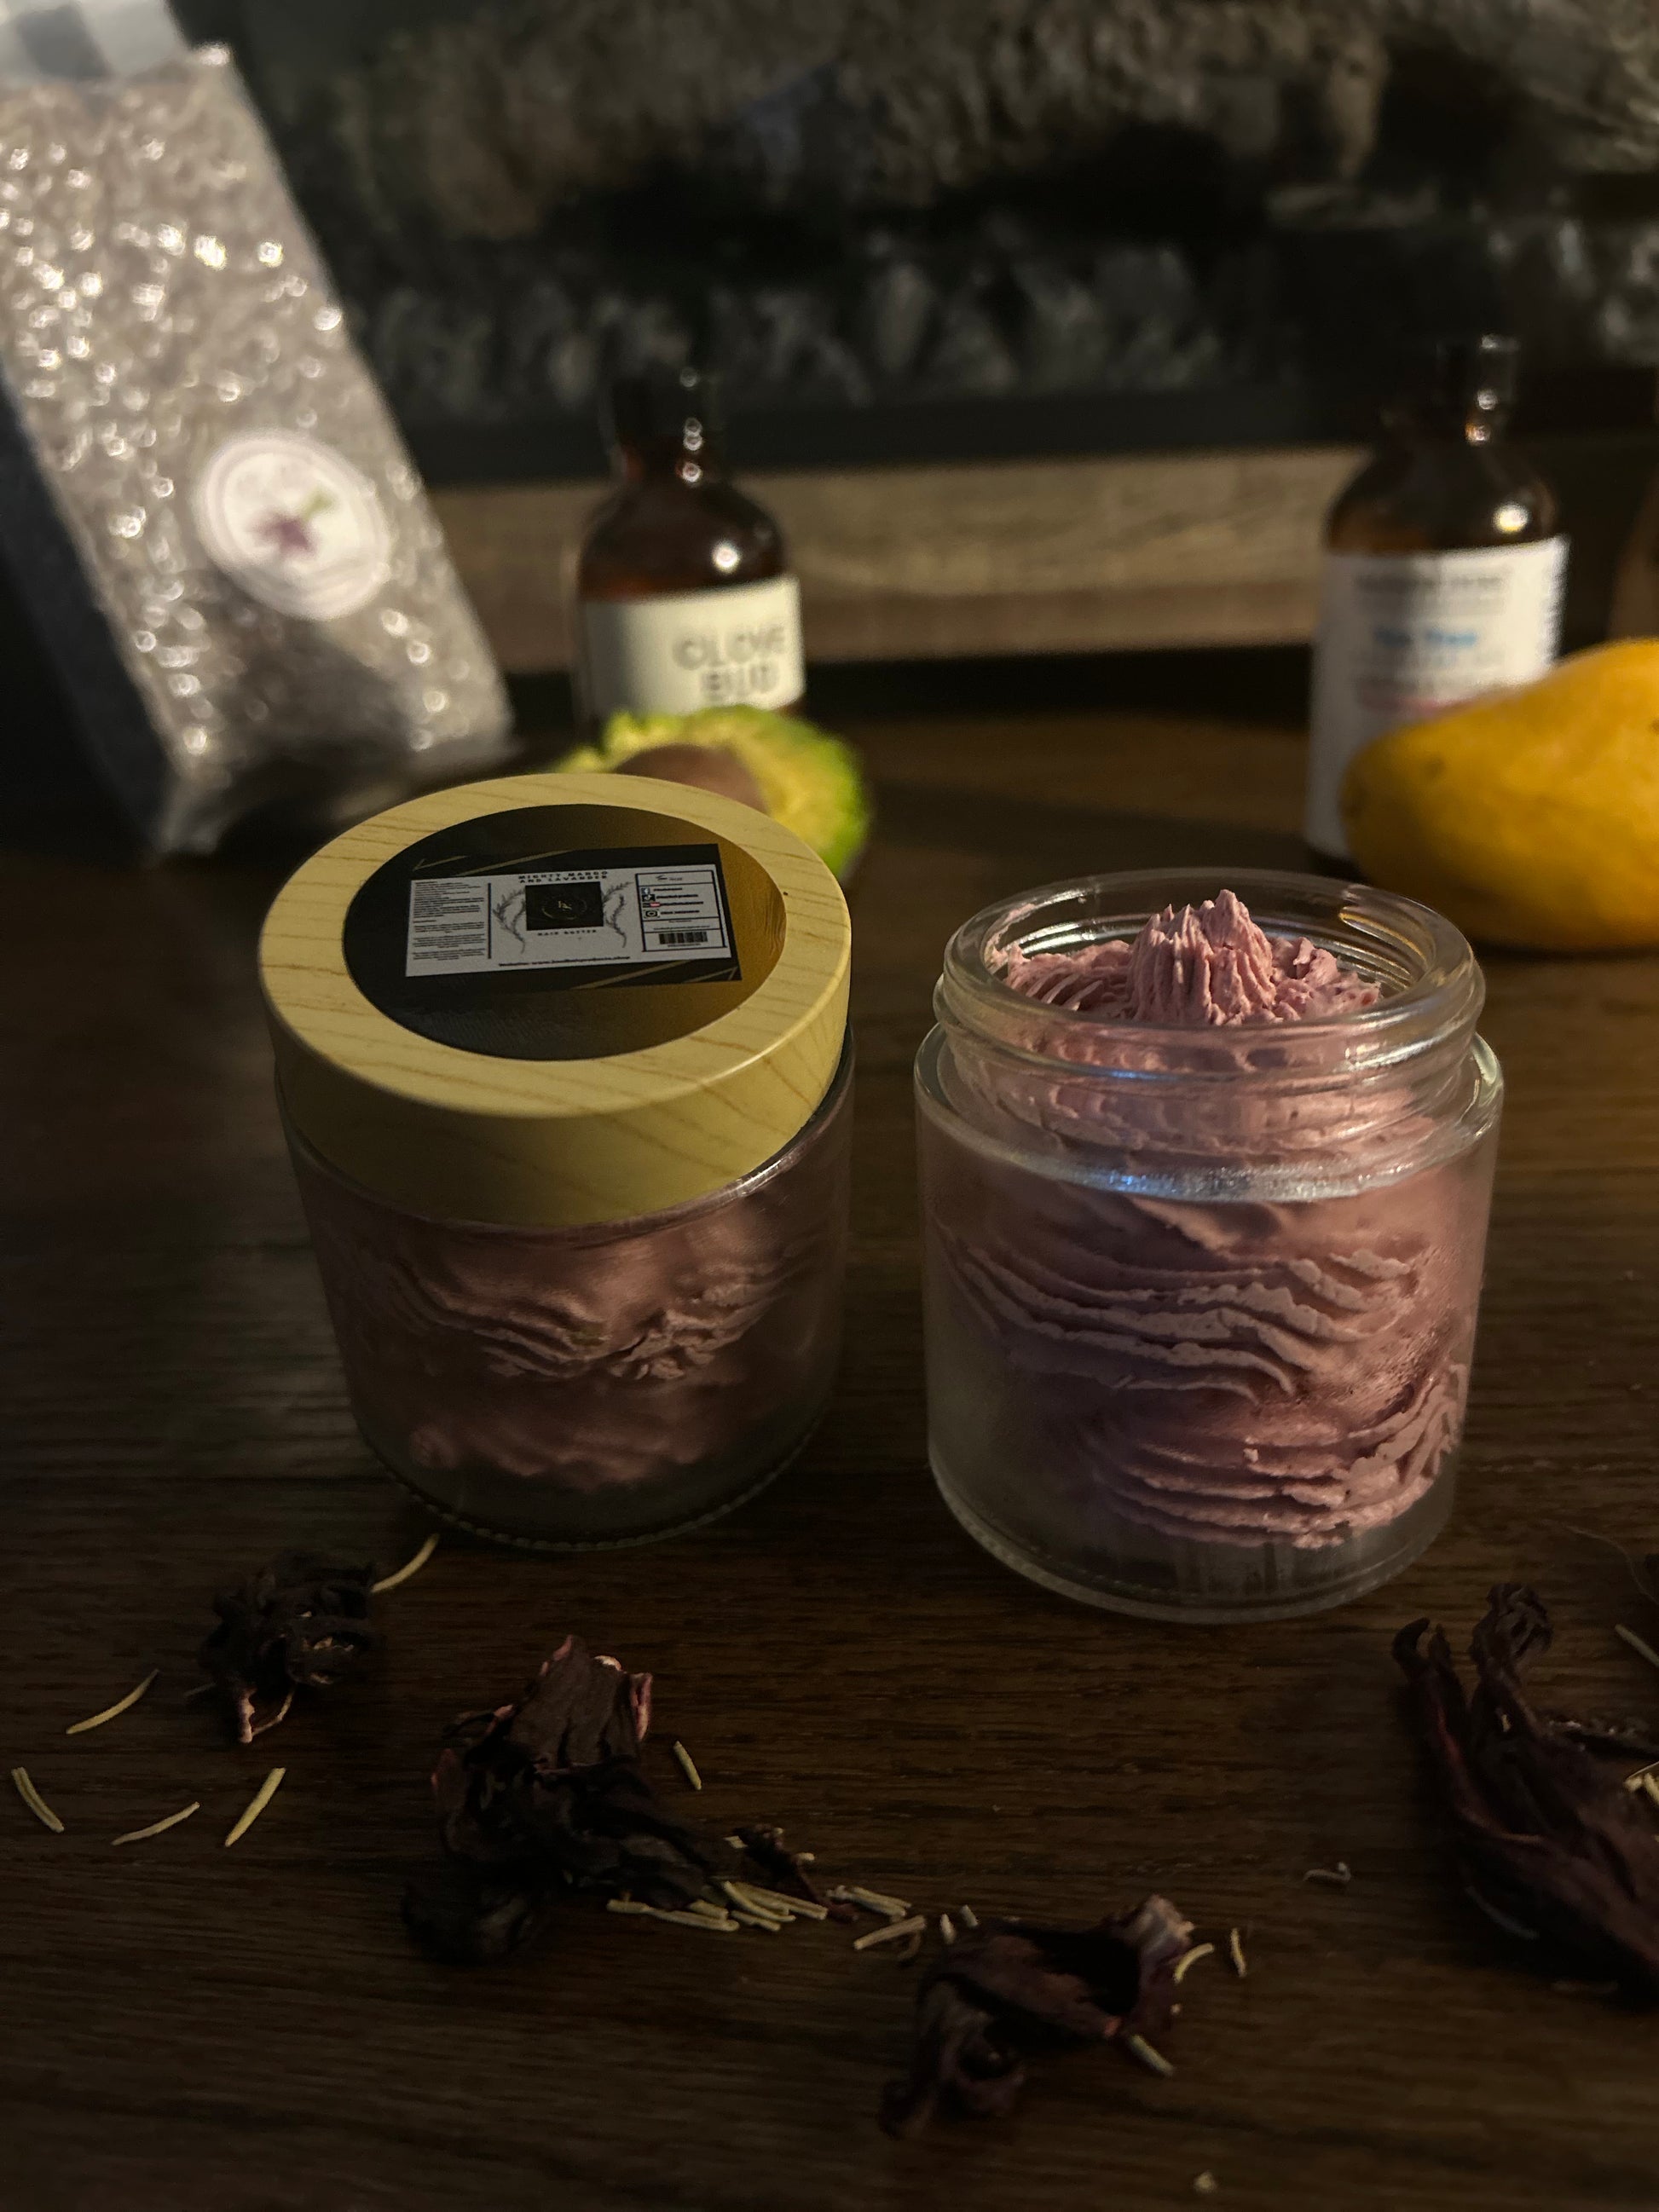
[[1000, 889, 1379, 1025]]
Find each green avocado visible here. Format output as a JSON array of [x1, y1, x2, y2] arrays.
[[559, 704, 873, 881]]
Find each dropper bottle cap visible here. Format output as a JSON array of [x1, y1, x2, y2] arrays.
[[1392, 332, 1520, 436], [603, 364, 725, 463]]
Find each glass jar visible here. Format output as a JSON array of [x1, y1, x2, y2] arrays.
[[286, 1041, 851, 1548], [261, 767, 853, 1550], [915, 868, 1502, 1622]]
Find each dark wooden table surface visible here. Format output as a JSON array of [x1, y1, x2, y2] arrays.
[[5, 666, 1659, 2212]]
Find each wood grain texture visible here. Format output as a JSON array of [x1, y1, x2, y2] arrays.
[[3, 680, 1659, 2212], [435, 448, 1365, 672], [435, 431, 1659, 673]]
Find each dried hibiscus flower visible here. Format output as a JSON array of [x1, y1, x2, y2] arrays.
[[405, 1635, 736, 1965], [1396, 1583, 1659, 1995], [882, 1894, 1193, 2136], [198, 1551, 379, 1744]]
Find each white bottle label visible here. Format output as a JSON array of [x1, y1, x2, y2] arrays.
[[580, 575, 804, 720], [1305, 537, 1568, 856]]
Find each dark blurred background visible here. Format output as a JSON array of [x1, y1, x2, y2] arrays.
[[172, 0, 1659, 484], [12, 0, 1659, 845]]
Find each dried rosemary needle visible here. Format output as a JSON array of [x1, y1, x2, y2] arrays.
[[11, 1766, 64, 1833], [372, 1533, 440, 1596], [644, 1905, 739, 1932], [853, 1914, 927, 1952], [112, 1801, 200, 1847], [66, 1667, 159, 1736], [223, 1765, 286, 1847], [1123, 2031, 1174, 2078]]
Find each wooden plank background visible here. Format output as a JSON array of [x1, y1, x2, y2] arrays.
[[435, 448, 1364, 672], [436, 433, 1657, 674]]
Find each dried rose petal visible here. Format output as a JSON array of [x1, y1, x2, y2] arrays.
[[198, 1551, 379, 1744], [882, 1894, 1192, 2136], [1396, 1583, 1659, 1995]]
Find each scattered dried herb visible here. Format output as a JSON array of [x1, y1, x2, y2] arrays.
[[404, 1635, 735, 1966], [642, 1905, 740, 1933], [833, 1882, 912, 1920], [736, 1823, 854, 1920], [728, 1880, 827, 1922], [1396, 1583, 1659, 1995], [1227, 1926, 1247, 1978], [112, 1800, 199, 1847], [1549, 1718, 1659, 1764], [66, 1668, 159, 1736], [1122, 2030, 1174, 2077], [881, 1894, 1192, 2137], [199, 1552, 379, 1745], [223, 1764, 286, 1846], [11, 1765, 64, 1833], [853, 1914, 928, 1953], [372, 1533, 440, 1595], [720, 1877, 787, 1922]]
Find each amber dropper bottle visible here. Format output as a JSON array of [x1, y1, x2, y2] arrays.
[[1305, 333, 1566, 859], [575, 366, 804, 730]]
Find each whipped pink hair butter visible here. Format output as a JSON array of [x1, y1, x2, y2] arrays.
[[916, 870, 1502, 1621], [260, 770, 852, 1547]]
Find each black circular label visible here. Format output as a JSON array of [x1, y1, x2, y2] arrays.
[[342, 803, 784, 1060]]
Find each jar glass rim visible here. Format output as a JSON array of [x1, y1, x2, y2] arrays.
[[939, 867, 1484, 1079]]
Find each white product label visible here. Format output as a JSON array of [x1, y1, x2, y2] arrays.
[[581, 575, 804, 719], [191, 430, 392, 621], [1305, 537, 1568, 856], [405, 860, 733, 979]]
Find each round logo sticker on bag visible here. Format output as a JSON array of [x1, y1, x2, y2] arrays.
[[192, 430, 393, 621]]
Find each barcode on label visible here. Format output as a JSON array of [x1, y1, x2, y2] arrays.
[[654, 927, 709, 947]]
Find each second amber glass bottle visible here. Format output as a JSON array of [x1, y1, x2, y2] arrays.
[[575, 367, 804, 728], [1306, 334, 1566, 858]]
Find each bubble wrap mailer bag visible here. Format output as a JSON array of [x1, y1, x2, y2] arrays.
[[0, 45, 512, 852]]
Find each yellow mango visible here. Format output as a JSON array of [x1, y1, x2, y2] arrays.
[[1340, 638, 1659, 950]]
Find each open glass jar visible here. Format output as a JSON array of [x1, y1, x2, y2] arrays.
[[915, 868, 1502, 1621], [262, 770, 852, 1548]]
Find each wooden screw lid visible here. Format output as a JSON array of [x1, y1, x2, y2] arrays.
[[259, 770, 852, 1228]]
